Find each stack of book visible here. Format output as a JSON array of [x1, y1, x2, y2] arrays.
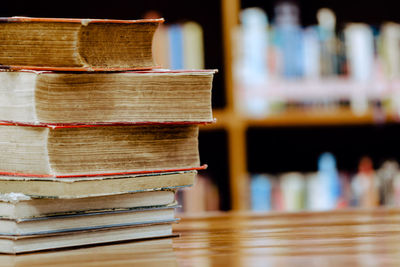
[[0, 17, 215, 254]]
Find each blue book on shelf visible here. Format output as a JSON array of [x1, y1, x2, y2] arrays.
[[251, 174, 272, 211], [274, 25, 304, 78], [317, 152, 341, 209], [168, 24, 184, 70]]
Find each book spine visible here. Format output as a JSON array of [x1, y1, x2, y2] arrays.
[[168, 24, 184, 70]]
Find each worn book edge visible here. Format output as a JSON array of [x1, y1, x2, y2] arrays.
[[0, 165, 207, 178], [0, 219, 177, 240], [0, 16, 164, 24], [0, 121, 216, 129]]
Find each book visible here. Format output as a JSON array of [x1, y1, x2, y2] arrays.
[[0, 171, 197, 198], [0, 17, 163, 71], [280, 172, 306, 211], [153, 21, 205, 70], [233, 7, 270, 117], [273, 1, 304, 78], [0, 222, 174, 254], [0, 124, 201, 177], [168, 24, 184, 70], [0, 69, 215, 124], [381, 22, 400, 79], [0, 205, 178, 236], [182, 22, 205, 69], [351, 157, 380, 208], [0, 238, 176, 264], [0, 190, 176, 219], [250, 174, 272, 211], [344, 23, 375, 82]]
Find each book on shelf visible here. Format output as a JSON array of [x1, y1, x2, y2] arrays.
[[344, 23, 375, 82], [0, 17, 163, 71], [381, 22, 400, 79], [152, 21, 205, 70], [250, 174, 272, 212], [248, 156, 400, 212], [182, 21, 205, 69], [0, 124, 202, 177], [168, 24, 184, 70], [0, 69, 215, 124]]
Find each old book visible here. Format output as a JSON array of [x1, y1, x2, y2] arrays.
[[0, 171, 197, 198], [0, 205, 177, 236], [0, 124, 201, 177], [0, 17, 163, 71], [0, 238, 175, 264], [0, 190, 176, 219], [0, 222, 174, 254], [0, 69, 215, 124]]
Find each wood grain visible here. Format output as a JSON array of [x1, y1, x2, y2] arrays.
[[1, 208, 400, 266]]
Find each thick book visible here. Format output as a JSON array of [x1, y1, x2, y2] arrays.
[[0, 205, 177, 236], [0, 190, 176, 219], [0, 222, 174, 254], [0, 124, 201, 177], [0, 17, 163, 71], [0, 69, 215, 124], [0, 171, 197, 198]]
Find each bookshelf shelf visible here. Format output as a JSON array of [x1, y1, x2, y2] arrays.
[[202, 107, 396, 130]]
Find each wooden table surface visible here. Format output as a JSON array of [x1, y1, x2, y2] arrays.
[[2, 208, 400, 266]]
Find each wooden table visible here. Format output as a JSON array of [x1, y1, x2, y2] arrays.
[[2, 208, 400, 266]]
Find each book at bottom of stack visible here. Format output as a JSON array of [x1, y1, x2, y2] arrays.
[[0, 170, 197, 254]]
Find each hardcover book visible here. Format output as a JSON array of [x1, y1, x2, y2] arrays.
[[0, 17, 163, 71], [0, 69, 215, 124], [0, 124, 201, 177], [0, 171, 197, 198], [0, 171, 196, 198]]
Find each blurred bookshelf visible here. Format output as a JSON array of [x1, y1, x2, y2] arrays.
[[221, 0, 400, 211]]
